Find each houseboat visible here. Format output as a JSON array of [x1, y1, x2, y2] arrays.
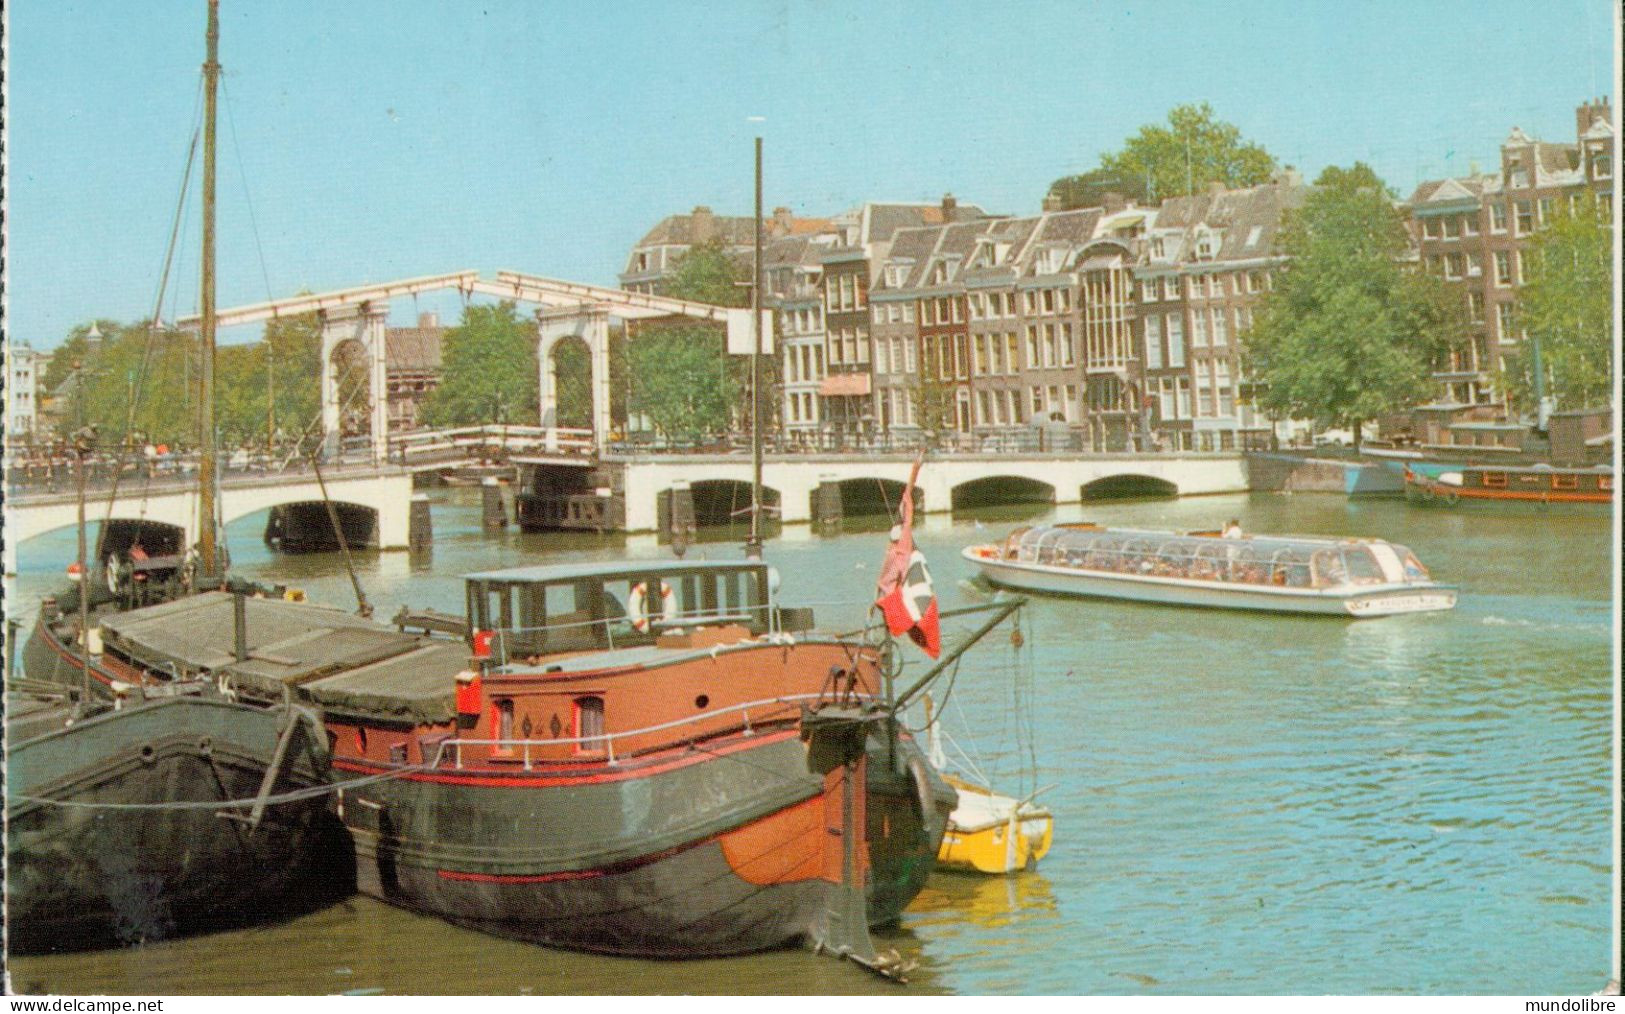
[[1403, 464, 1613, 510], [965, 524, 1456, 618], [68, 558, 998, 969]]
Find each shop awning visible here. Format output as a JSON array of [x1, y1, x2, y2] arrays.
[[820, 372, 872, 397]]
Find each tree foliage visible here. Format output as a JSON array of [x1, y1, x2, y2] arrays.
[[1044, 167, 1150, 212], [1096, 103, 1277, 204], [628, 237, 754, 437], [1501, 191, 1613, 412], [423, 302, 540, 428], [658, 238, 749, 308], [1242, 164, 1468, 447], [39, 313, 325, 453], [627, 326, 737, 438]]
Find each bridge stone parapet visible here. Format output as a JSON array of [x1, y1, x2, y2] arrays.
[[5, 466, 414, 574], [604, 452, 1248, 532]]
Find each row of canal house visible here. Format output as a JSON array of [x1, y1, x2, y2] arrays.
[[770, 177, 1304, 453], [1400, 98, 1614, 453]]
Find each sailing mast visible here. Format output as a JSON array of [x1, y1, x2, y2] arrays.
[[746, 137, 764, 559], [197, 0, 221, 580]]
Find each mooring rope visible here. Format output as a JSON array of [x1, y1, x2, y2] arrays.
[[7, 760, 434, 813]]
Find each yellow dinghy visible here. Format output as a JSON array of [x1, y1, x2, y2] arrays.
[[924, 693, 1054, 875], [936, 774, 1054, 875]]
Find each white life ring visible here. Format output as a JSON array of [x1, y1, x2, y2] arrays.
[[628, 581, 678, 632]]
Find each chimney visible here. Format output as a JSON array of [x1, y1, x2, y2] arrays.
[[1102, 191, 1127, 214], [773, 205, 794, 235], [1041, 193, 1063, 213], [418, 311, 439, 329], [690, 205, 714, 244], [941, 192, 958, 218], [1273, 166, 1303, 188], [1577, 97, 1613, 137]]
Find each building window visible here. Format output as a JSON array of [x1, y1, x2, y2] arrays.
[[1490, 203, 1507, 232], [1496, 302, 1516, 343], [1423, 217, 1443, 238], [1466, 292, 1484, 322], [1144, 315, 1170, 370], [1192, 310, 1208, 347], [1161, 277, 1178, 301], [1211, 308, 1227, 346], [1444, 253, 1464, 280], [1463, 213, 1480, 236], [1494, 251, 1512, 287], [1514, 200, 1533, 235], [1167, 314, 1185, 367]]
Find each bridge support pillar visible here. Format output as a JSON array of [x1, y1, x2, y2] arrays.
[[320, 303, 391, 462], [482, 478, 508, 528], [409, 494, 433, 550], [814, 479, 843, 527], [537, 308, 611, 453]]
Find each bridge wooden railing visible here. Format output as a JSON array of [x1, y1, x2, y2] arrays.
[[386, 425, 597, 467]]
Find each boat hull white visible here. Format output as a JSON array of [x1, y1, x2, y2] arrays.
[[965, 550, 1456, 618]]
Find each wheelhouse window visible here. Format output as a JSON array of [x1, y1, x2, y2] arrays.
[[1551, 474, 1578, 491], [1482, 471, 1508, 488]]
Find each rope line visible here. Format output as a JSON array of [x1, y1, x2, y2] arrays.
[[8, 760, 434, 813]]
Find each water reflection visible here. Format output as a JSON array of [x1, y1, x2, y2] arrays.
[[5, 487, 1614, 994]]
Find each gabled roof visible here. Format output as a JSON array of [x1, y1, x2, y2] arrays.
[[386, 327, 445, 372]]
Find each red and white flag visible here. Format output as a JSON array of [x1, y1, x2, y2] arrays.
[[875, 456, 940, 658]]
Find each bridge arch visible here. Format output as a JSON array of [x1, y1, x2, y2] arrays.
[[673, 479, 782, 529], [950, 475, 1056, 511], [259, 500, 380, 553], [1080, 473, 1179, 501], [828, 478, 922, 520]]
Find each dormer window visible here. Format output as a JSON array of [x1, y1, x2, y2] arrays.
[[1150, 237, 1166, 259], [1245, 226, 1263, 248], [1195, 231, 1216, 260]]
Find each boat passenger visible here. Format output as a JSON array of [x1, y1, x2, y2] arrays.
[[1222, 519, 1243, 539]]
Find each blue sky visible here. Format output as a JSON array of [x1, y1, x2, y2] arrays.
[[4, 0, 1617, 349]]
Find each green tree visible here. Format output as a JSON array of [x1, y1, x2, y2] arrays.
[[1044, 167, 1150, 212], [1242, 163, 1468, 449], [1098, 103, 1277, 203], [423, 302, 540, 427], [658, 238, 749, 307], [628, 237, 755, 437], [627, 325, 737, 438], [1501, 191, 1613, 412], [550, 338, 593, 429]]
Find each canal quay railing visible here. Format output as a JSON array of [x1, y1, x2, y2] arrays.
[[431, 691, 876, 771], [3, 452, 406, 503]]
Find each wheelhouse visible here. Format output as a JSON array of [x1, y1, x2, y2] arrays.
[[997, 524, 1432, 591], [461, 560, 784, 662]]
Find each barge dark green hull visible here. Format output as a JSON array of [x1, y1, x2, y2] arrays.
[[4, 693, 349, 954], [335, 726, 954, 957]]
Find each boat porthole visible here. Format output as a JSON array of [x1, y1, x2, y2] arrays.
[[695, 694, 709, 709], [198, 736, 213, 756], [139, 744, 157, 764]]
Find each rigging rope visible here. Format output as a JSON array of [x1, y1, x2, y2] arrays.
[[8, 759, 435, 812]]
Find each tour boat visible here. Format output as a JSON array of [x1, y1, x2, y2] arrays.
[[965, 523, 1457, 618], [1403, 464, 1613, 510]]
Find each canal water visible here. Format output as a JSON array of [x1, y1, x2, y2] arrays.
[[5, 488, 1615, 994]]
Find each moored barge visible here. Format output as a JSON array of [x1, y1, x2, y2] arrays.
[[1403, 464, 1613, 510]]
